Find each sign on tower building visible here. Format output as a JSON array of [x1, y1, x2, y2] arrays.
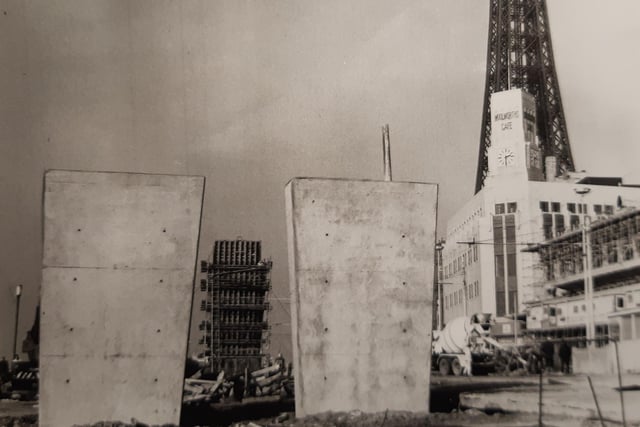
[[487, 89, 544, 182]]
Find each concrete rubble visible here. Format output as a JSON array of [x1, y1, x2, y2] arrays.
[[183, 362, 294, 406]]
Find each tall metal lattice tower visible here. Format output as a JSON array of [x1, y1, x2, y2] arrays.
[[474, 0, 575, 193]]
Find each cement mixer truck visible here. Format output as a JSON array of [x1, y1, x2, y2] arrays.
[[432, 314, 528, 376]]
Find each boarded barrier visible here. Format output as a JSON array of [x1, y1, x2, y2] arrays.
[[285, 178, 437, 416], [40, 170, 205, 427]]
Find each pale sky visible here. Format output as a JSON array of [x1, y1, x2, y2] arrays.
[[1, 0, 639, 361]]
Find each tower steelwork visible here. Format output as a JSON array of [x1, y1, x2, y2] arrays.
[[475, 0, 574, 193], [199, 240, 271, 375]]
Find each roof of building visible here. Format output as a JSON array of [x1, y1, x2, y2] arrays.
[[575, 176, 623, 186]]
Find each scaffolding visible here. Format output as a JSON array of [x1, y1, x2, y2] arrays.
[[537, 209, 640, 293], [525, 209, 640, 343], [199, 240, 272, 376]]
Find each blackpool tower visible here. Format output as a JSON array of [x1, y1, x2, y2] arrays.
[[474, 0, 575, 193]]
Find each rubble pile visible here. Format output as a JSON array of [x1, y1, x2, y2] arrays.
[[183, 361, 293, 406]]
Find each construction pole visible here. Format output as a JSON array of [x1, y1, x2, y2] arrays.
[[382, 124, 392, 182], [435, 240, 445, 330], [587, 376, 605, 427], [462, 267, 468, 317], [12, 284, 22, 360], [613, 340, 627, 427], [538, 363, 543, 427], [575, 188, 594, 343]]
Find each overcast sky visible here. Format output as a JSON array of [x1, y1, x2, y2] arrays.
[[1, 0, 640, 361]]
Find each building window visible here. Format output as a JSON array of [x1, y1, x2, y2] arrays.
[[570, 215, 580, 231], [578, 203, 587, 214], [551, 202, 561, 213], [507, 202, 517, 213], [555, 214, 565, 236], [540, 201, 549, 212], [543, 213, 553, 240], [494, 214, 517, 316], [624, 245, 634, 261], [473, 245, 478, 262], [607, 244, 618, 263], [594, 204, 603, 215], [505, 215, 518, 314], [495, 203, 505, 215], [573, 305, 578, 313], [494, 216, 506, 316], [604, 205, 614, 215], [567, 203, 576, 213]]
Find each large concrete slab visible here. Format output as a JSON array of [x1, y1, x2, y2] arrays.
[[40, 170, 205, 427], [285, 178, 437, 416]]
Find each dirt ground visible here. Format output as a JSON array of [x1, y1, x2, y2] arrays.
[[0, 409, 594, 427], [3, 374, 637, 427]]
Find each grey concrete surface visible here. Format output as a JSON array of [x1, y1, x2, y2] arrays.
[[460, 373, 640, 425], [39, 171, 204, 427], [285, 178, 438, 417]]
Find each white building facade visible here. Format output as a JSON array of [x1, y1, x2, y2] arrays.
[[440, 89, 640, 329]]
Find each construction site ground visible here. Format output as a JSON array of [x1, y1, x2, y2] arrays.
[[1, 373, 639, 426]]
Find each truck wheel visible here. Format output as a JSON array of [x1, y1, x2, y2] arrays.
[[451, 358, 463, 376], [438, 358, 451, 375]]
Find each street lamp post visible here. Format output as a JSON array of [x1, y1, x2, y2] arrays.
[[435, 240, 445, 330], [575, 187, 595, 343], [12, 284, 23, 360], [462, 266, 468, 318]]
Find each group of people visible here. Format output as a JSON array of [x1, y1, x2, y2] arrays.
[[540, 338, 572, 373]]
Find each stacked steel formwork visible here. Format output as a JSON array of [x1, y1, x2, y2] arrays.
[[199, 240, 272, 376]]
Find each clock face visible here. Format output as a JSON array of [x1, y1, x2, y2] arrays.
[[497, 148, 515, 166]]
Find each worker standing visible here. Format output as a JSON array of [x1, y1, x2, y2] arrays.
[[541, 337, 554, 371], [462, 345, 473, 376], [559, 340, 571, 374]]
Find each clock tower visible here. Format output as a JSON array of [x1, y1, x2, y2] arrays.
[[486, 89, 544, 183]]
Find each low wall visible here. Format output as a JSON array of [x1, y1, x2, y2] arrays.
[[573, 339, 640, 375]]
